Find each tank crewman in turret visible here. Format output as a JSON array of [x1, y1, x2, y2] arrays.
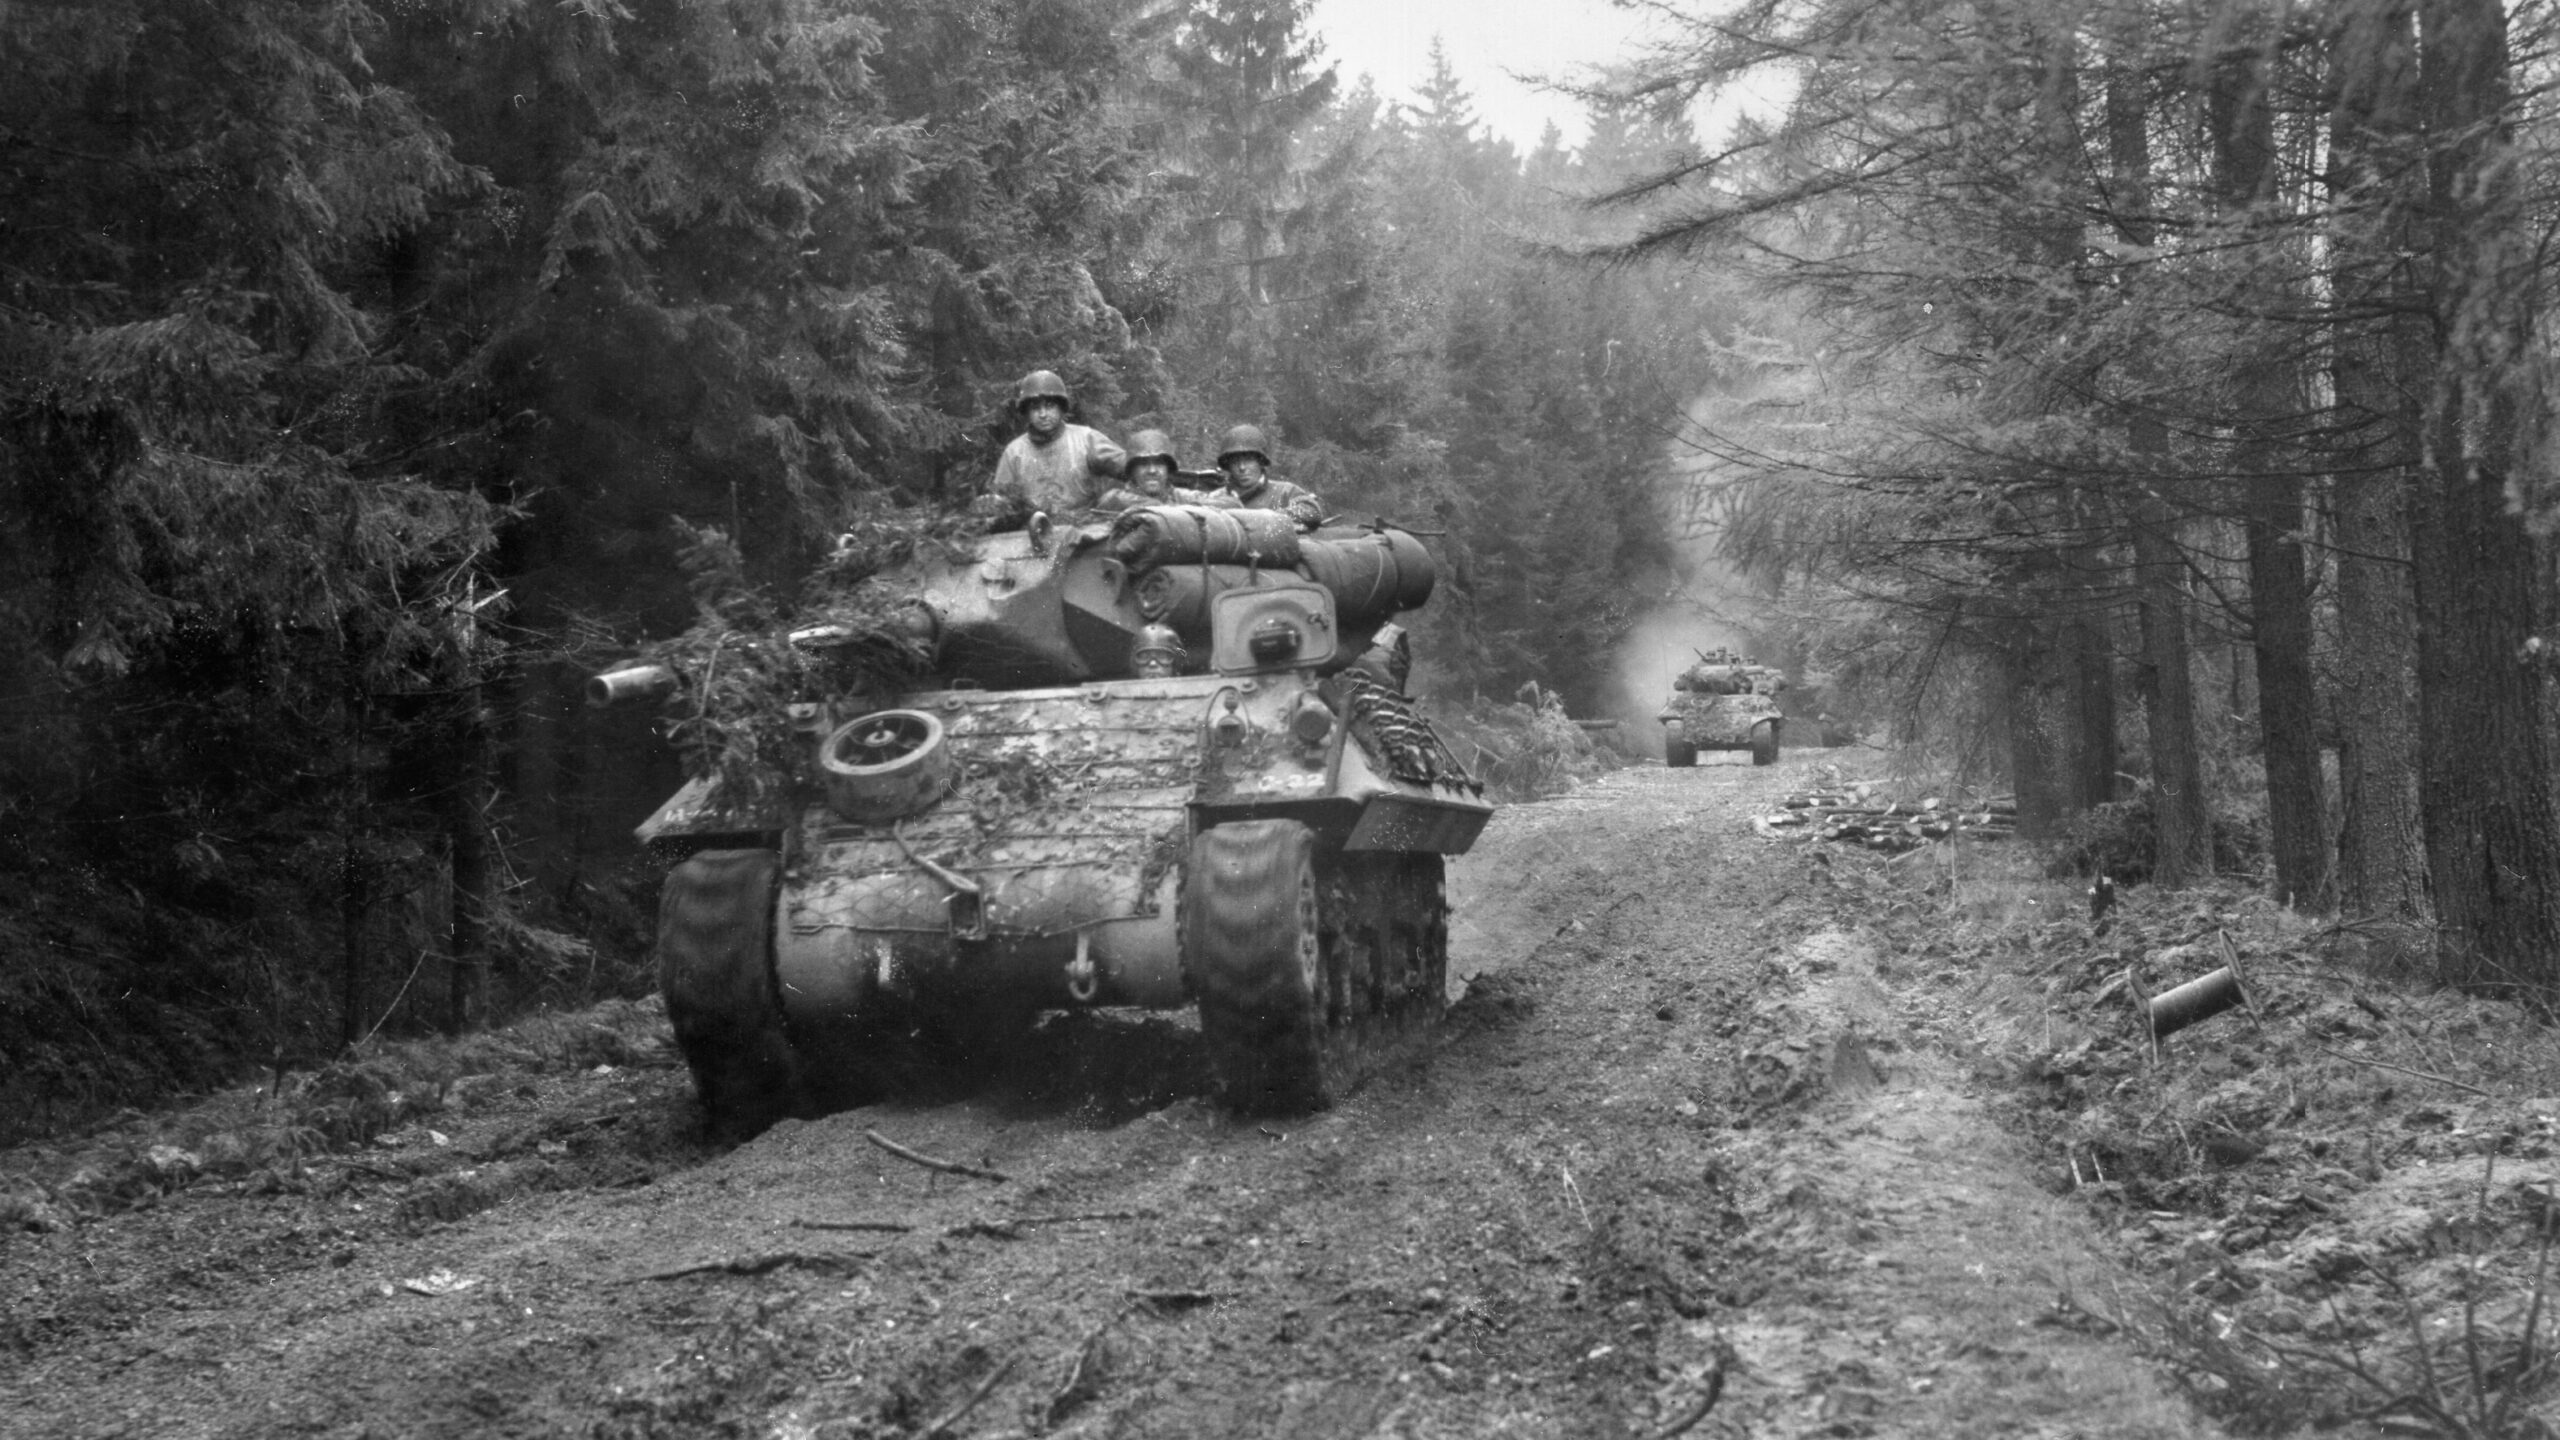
[[978, 369, 1127, 527], [1095, 428, 1221, 511], [1212, 424, 1324, 530]]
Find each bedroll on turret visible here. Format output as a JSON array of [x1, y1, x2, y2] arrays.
[[1107, 504, 1302, 569]]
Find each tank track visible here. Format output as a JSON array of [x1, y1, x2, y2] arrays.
[[1186, 820, 1450, 1116], [657, 848, 805, 1137]]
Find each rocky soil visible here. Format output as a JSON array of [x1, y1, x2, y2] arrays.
[[5, 752, 2551, 1438]]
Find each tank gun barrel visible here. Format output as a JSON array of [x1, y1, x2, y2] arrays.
[[587, 664, 679, 708], [788, 599, 944, 657]]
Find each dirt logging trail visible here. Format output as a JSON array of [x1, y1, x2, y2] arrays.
[[3, 757, 2215, 1439]]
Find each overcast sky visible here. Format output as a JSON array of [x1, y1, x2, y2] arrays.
[[1305, 0, 1661, 153]]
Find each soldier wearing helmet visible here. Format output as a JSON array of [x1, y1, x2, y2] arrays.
[[1096, 427, 1221, 511], [1214, 424, 1323, 530], [980, 369, 1128, 527]]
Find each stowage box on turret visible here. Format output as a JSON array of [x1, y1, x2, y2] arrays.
[[594, 505, 1492, 1131], [1658, 648, 1787, 768]]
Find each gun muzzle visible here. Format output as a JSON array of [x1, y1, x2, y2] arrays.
[[587, 664, 679, 708], [788, 600, 943, 655]]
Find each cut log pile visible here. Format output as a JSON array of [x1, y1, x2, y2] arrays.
[[1750, 785, 2018, 852]]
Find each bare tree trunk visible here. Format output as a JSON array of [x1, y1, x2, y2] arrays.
[[2411, 0, 2560, 989], [2034, 50, 2119, 821], [2108, 61, 2211, 887], [2128, 480, 2211, 886], [2332, 468, 2425, 915], [446, 782, 491, 1033], [2212, 41, 2330, 909], [2327, 0, 2429, 922], [2069, 605, 2120, 812], [2063, 488, 2122, 812], [443, 607, 494, 1034], [340, 648, 370, 1050], [2244, 483, 2326, 906], [2005, 621, 2066, 841]]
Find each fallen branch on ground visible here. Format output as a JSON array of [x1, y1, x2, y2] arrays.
[[331, 1158, 409, 1183], [865, 1129, 1012, 1182], [1004, 1209, 1142, 1227], [2310, 1045, 2491, 1098], [1126, 1288, 1221, 1311], [1045, 1307, 1132, 1428], [625, 1250, 873, 1283], [791, 1217, 915, 1233], [923, 1356, 1017, 1439], [1645, 1354, 1727, 1439]]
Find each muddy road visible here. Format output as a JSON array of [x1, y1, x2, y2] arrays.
[[3, 758, 2214, 1439]]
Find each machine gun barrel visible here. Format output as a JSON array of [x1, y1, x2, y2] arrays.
[[587, 664, 679, 708]]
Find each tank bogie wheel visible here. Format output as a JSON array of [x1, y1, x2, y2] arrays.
[[1665, 738, 1698, 768], [1751, 721, 1782, 767], [822, 709, 952, 822], [1185, 819, 1333, 1116], [657, 848, 803, 1138]]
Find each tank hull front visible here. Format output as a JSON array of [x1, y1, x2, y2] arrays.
[[769, 671, 1490, 1043], [1656, 693, 1784, 749]]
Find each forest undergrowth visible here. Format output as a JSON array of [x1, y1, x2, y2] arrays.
[[0, 841, 663, 1149], [1422, 684, 1626, 802], [1813, 819, 2560, 1438]]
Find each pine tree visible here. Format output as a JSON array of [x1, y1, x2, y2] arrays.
[[0, 0, 503, 1047], [1149, 0, 1340, 415]]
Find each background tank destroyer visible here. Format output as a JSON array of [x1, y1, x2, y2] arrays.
[[1658, 647, 1786, 767], [595, 504, 1492, 1132]]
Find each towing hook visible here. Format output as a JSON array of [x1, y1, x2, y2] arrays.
[[1211, 688, 1247, 745], [1066, 930, 1099, 1003]]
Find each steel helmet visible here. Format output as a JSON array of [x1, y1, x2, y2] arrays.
[[1126, 429, 1179, 466], [1217, 424, 1270, 465], [1013, 369, 1073, 413]]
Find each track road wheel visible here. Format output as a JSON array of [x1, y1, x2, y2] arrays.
[[658, 848, 803, 1138], [1751, 720, 1782, 767], [1186, 819, 1333, 1116]]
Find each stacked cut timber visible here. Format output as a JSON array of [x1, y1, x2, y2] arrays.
[[1750, 788, 2018, 852]]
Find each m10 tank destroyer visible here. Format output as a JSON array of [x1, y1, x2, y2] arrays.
[[594, 504, 1492, 1131], [1659, 647, 1785, 767]]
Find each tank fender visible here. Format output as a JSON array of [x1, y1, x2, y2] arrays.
[[636, 774, 787, 847]]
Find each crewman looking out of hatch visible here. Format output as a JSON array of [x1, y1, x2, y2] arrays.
[[1214, 424, 1323, 531], [978, 369, 1127, 527], [1096, 428, 1219, 511]]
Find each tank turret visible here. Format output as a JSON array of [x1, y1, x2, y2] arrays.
[[829, 504, 1434, 690], [603, 505, 1488, 1133]]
